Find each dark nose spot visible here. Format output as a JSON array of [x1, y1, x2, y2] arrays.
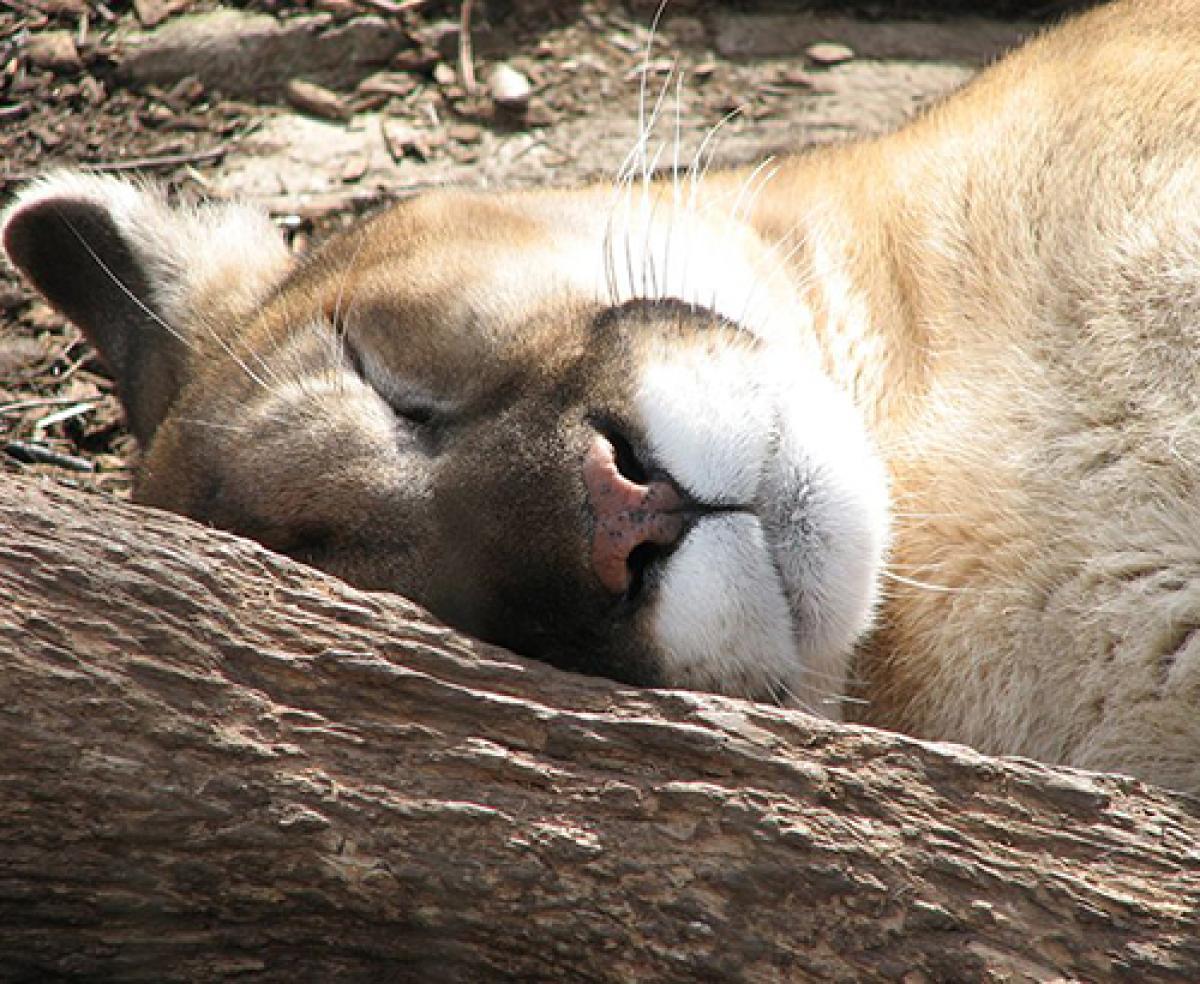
[[583, 432, 686, 596]]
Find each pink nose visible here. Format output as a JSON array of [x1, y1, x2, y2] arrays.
[[583, 433, 685, 595]]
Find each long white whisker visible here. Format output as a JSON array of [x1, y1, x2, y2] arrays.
[[687, 104, 743, 211], [879, 569, 973, 595], [172, 416, 252, 434], [55, 206, 278, 393], [731, 156, 778, 224], [732, 164, 795, 328], [639, 141, 670, 297]]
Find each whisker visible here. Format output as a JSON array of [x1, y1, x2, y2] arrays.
[[687, 103, 744, 210], [769, 674, 866, 715], [730, 156, 778, 225], [639, 142, 669, 297], [879, 568, 972, 594], [54, 205, 282, 394], [52, 209, 198, 354], [172, 416, 252, 435]]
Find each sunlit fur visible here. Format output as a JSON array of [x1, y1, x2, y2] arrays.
[[7, 0, 1200, 792]]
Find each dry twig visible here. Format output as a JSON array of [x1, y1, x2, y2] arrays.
[[459, 0, 478, 95]]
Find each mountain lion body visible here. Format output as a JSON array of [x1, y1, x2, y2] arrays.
[[8, 0, 1200, 791]]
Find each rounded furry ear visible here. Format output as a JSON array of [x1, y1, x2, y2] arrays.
[[2, 171, 291, 444]]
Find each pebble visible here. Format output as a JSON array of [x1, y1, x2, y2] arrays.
[[805, 42, 855, 67], [487, 63, 532, 110], [133, 0, 189, 28], [26, 31, 83, 73], [26, 303, 63, 331], [284, 79, 350, 121], [0, 338, 47, 375], [448, 123, 482, 144], [340, 157, 367, 183], [357, 71, 417, 100], [381, 119, 433, 162], [35, 0, 88, 15], [392, 47, 439, 74], [780, 67, 815, 87]]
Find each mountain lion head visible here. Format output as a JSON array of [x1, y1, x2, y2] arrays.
[[3, 170, 889, 716]]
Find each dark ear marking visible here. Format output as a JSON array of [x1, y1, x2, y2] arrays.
[[4, 186, 188, 444]]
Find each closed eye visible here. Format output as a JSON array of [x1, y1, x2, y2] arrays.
[[393, 400, 435, 426], [339, 333, 439, 427]]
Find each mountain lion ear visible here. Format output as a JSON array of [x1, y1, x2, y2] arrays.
[[2, 171, 292, 444]]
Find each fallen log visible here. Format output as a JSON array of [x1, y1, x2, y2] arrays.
[[1, 473, 1198, 982]]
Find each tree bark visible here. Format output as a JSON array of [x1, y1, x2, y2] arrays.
[[1, 473, 1198, 983]]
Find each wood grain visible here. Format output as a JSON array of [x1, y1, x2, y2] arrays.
[[2, 474, 1198, 982]]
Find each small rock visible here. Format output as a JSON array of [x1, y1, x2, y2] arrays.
[[26, 31, 82, 73], [608, 32, 641, 55], [381, 119, 432, 162], [779, 66, 814, 87], [133, 0, 191, 28], [340, 157, 367, 183], [392, 47, 439, 75], [357, 71, 417, 100], [487, 63, 531, 111], [805, 42, 854, 67], [93, 454, 130, 475], [523, 100, 555, 129], [432, 62, 457, 88], [450, 143, 480, 164], [35, 0, 87, 15], [285, 79, 350, 121], [142, 103, 175, 125], [448, 123, 482, 144], [275, 214, 308, 234], [27, 302, 64, 331], [0, 338, 47, 376]]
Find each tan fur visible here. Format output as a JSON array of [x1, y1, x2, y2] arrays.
[[7, 0, 1200, 791], [732, 0, 1200, 785]]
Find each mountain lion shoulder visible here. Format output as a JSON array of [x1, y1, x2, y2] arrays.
[[7, 0, 1200, 792]]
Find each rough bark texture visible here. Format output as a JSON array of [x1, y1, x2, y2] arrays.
[[2, 473, 1198, 983]]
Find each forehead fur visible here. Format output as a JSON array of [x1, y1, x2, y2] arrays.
[[289, 183, 815, 365]]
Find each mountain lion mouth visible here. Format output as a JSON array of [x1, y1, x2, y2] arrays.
[[616, 317, 888, 712], [583, 425, 752, 604]]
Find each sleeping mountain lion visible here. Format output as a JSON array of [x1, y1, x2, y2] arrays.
[[7, 0, 1200, 792]]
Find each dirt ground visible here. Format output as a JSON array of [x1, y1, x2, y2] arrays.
[[1, 0, 1066, 497]]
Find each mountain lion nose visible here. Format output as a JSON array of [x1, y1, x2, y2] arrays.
[[583, 432, 686, 597]]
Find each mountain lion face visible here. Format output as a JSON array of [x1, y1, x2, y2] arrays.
[[3, 174, 888, 715]]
